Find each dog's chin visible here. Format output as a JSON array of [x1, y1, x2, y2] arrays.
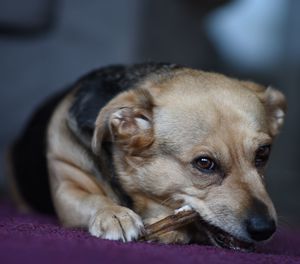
[[195, 219, 255, 252]]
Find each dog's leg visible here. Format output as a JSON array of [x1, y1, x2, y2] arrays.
[[48, 158, 144, 242]]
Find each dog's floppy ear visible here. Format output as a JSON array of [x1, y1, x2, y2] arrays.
[[242, 81, 287, 137], [92, 89, 155, 156]]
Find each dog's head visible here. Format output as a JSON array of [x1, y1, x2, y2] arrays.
[[92, 69, 286, 250]]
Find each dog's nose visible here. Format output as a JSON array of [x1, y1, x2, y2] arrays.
[[246, 216, 276, 241], [245, 198, 276, 241]]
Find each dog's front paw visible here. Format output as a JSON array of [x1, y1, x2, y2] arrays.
[[89, 206, 144, 242]]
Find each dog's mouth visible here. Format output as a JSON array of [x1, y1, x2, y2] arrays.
[[196, 218, 255, 252]]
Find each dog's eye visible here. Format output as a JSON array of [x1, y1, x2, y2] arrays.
[[255, 145, 271, 167], [193, 157, 217, 173]]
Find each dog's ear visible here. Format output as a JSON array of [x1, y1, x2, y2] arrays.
[[263, 87, 287, 136], [92, 89, 155, 156], [242, 81, 287, 137]]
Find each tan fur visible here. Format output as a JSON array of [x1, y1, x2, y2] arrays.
[[44, 68, 286, 244]]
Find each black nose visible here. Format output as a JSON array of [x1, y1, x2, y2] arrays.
[[246, 216, 276, 241]]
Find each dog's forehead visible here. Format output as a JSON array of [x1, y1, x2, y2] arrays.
[[152, 72, 268, 149]]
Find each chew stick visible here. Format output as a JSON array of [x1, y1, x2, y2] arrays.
[[140, 210, 199, 241]]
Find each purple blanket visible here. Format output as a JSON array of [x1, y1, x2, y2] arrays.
[[1, 200, 300, 264]]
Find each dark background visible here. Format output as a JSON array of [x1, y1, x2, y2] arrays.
[[0, 0, 299, 225]]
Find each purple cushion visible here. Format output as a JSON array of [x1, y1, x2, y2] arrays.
[[1, 199, 300, 264]]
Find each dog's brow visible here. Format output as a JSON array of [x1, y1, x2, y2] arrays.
[[158, 141, 181, 155]]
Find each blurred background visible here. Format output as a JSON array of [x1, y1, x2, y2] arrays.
[[0, 0, 299, 225]]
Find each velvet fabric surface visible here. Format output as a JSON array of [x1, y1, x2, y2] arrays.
[[1, 200, 300, 264]]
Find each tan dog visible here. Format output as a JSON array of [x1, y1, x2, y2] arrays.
[[9, 63, 286, 251]]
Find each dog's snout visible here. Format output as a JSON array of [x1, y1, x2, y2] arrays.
[[246, 216, 276, 241], [245, 198, 276, 241]]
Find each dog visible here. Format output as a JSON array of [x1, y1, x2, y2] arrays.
[[8, 63, 286, 251]]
